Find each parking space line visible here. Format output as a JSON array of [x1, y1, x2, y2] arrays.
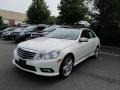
[[101, 46, 120, 50], [99, 52, 120, 57]]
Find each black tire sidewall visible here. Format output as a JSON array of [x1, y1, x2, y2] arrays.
[[94, 47, 99, 58], [59, 55, 74, 78]]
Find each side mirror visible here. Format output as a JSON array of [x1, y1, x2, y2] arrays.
[[79, 38, 88, 42]]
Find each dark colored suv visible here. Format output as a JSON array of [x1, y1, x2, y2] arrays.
[[12, 25, 49, 42]]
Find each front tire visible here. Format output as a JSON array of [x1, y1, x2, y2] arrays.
[[59, 55, 74, 78]]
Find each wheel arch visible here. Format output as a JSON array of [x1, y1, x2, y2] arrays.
[[59, 52, 75, 78], [63, 53, 75, 64], [97, 45, 100, 49]]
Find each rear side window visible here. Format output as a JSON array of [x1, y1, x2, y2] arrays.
[[88, 31, 96, 38]]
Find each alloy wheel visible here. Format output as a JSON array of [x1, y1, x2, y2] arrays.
[[62, 58, 73, 77]]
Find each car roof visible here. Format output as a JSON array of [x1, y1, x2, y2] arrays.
[[27, 24, 49, 28], [56, 27, 82, 31], [38, 24, 50, 27], [56, 27, 91, 31]]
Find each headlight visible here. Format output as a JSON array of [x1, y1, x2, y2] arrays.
[[37, 50, 61, 60], [19, 32, 25, 36]]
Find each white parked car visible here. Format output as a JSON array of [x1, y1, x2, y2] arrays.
[[13, 28, 100, 78]]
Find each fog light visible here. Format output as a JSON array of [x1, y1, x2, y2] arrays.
[[40, 68, 54, 73], [57, 59, 62, 63]]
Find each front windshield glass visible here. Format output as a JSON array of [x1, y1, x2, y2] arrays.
[[46, 28, 80, 40], [25, 26, 37, 31], [3, 27, 14, 31], [14, 28, 25, 31], [43, 26, 57, 32]]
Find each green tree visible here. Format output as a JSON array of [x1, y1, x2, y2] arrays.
[[58, 0, 86, 25], [94, 0, 120, 44], [0, 16, 3, 25], [0, 16, 8, 30], [95, 0, 120, 29], [26, 0, 50, 24], [47, 16, 56, 25]]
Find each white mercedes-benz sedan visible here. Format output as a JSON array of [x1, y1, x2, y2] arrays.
[[13, 28, 100, 78]]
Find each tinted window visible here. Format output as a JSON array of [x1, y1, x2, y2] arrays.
[[46, 28, 80, 40], [37, 26, 45, 30], [81, 30, 90, 39], [36, 26, 46, 31]]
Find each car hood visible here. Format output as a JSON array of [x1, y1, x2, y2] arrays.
[[18, 37, 76, 52]]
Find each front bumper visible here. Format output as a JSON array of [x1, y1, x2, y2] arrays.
[[12, 35, 26, 41], [1, 35, 12, 40], [13, 51, 62, 76]]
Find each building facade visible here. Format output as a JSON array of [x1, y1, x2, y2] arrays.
[[0, 9, 27, 26]]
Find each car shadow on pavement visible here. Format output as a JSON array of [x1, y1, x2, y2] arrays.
[[72, 56, 97, 73], [12, 66, 64, 85]]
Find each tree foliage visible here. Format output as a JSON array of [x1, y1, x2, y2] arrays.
[[26, 0, 50, 24], [96, 0, 120, 29], [46, 16, 56, 25], [0, 16, 3, 25], [94, 0, 120, 45], [58, 0, 87, 25], [0, 16, 8, 30]]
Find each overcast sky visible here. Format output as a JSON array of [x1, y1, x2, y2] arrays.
[[0, 0, 60, 16]]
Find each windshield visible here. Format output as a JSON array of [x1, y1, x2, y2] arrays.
[[46, 28, 80, 40], [25, 26, 37, 31], [14, 28, 25, 31], [43, 26, 57, 32], [3, 27, 14, 32]]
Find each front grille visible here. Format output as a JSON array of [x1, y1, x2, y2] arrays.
[[15, 60, 36, 71], [17, 48, 36, 59]]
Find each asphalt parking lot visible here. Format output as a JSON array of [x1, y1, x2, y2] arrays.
[[0, 40, 120, 90]]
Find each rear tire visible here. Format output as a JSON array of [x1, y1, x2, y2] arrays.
[[93, 47, 99, 58], [59, 55, 74, 78]]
